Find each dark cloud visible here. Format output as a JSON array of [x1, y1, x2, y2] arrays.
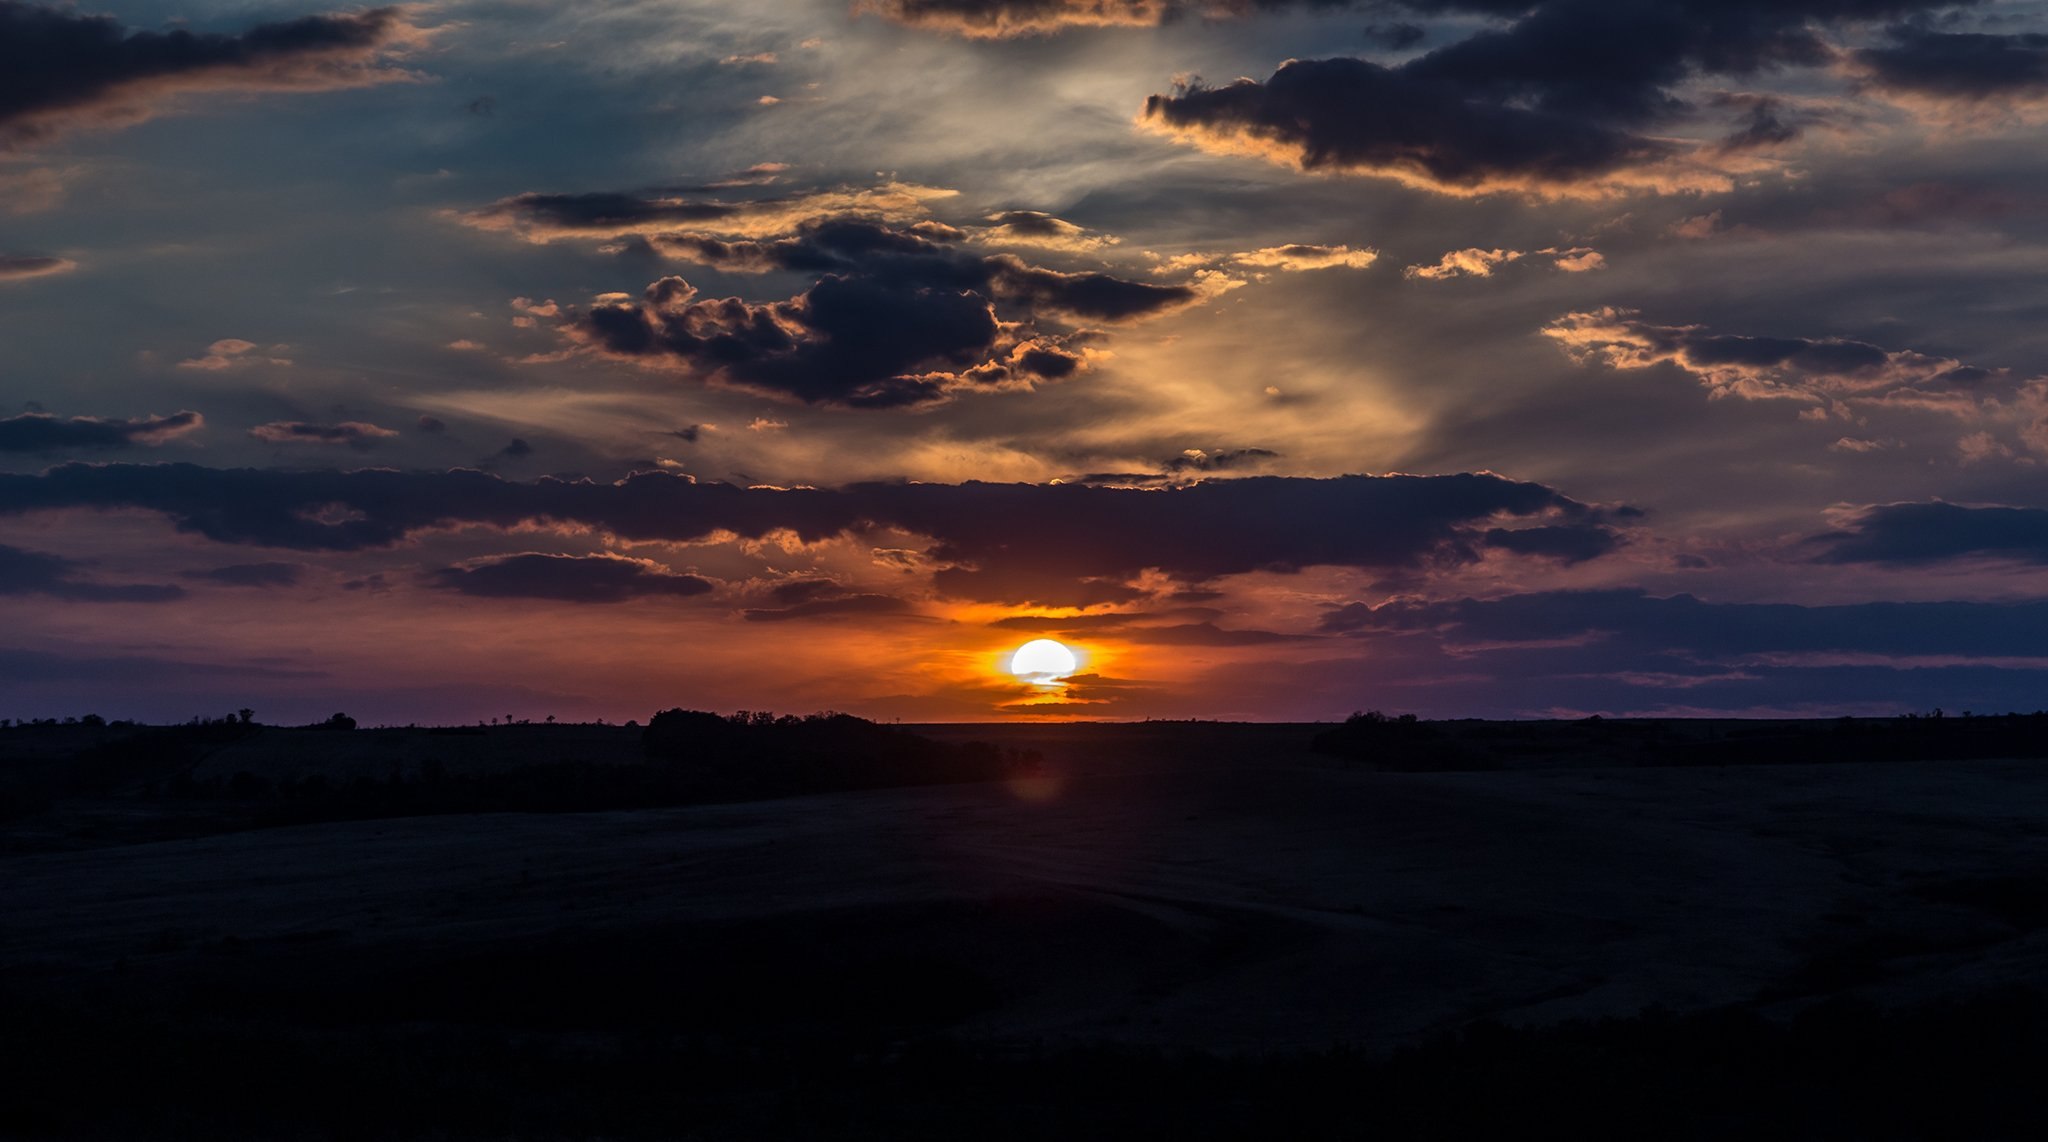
[[1811, 502, 2048, 566], [429, 553, 714, 603], [0, 2, 420, 146], [1143, 57, 1680, 197], [0, 254, 76, 281], [249, 420, 398, 449], [468, 191, 739, 236], [499, 438, 534, 458], [1854, 25, 2048, 101], [864, 474, 1619, 603], [742, 594, 912, 622], [181, 561, 307, 587], [0, 464, 1621, 604], [416, 416, 447, 434], [1163, 447, 1279, 473], [574, 272, 999, 408], [555, 214, 1194, 408], [1712, 94, 1802, 152], [1481, 524, 1623, 564], [0, 543, 182, 602], [982, 254, 1198, 321], [1142, 1, 1967, 196], [0, 410, 200, 452], [639, 216, 963, 274]]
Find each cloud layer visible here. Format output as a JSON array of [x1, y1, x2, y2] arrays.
[[0, 463, 1621, 605]]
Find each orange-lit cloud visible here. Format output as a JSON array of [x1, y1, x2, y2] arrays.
[[249, 420, 400, 449], [458, 183, 959, 243], [1232, 244, 1377, 271], [1405, 246, 1603, 280], [1543, 308, 1996, 407]]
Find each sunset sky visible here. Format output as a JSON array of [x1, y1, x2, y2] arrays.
[[5, 0, 2048, 724]]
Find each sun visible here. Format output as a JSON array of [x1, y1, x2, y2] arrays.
[[1008, 638, 1079, 684]]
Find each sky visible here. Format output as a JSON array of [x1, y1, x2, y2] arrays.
[[5, 0, 2048, 724]]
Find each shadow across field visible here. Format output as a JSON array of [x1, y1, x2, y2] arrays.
[[6, 983, 2045, 1140]]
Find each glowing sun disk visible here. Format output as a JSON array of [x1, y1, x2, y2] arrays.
[[1009, 638, 1079, 680]]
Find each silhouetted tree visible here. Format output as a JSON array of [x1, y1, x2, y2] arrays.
[[324, 712, 357, 731]]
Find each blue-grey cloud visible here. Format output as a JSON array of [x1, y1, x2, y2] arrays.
[[0, 410, 200, 452], [0, 2, 421, 146], [429, 553, 714, 603], [1811, 502, 2048, 566], [1855, 25, 2048, 101], [1325, 587, 2048, 659], [0, 543, 182, 602], [181, 561, 308, 587]]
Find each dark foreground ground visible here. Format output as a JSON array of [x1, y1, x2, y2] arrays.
[[4, 717, 2048, 1138]]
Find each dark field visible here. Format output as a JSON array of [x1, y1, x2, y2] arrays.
[[4, 715, 2048, 1138]]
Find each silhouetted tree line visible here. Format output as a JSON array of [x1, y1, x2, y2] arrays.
[[151, 712, 1019, 827], [639, 708, 1013, 793], [0, 718, 266, 820], [1313, 710, 2048, 771], [1310, 711, 1499, 771], [1665, 711, 2048, 766]]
